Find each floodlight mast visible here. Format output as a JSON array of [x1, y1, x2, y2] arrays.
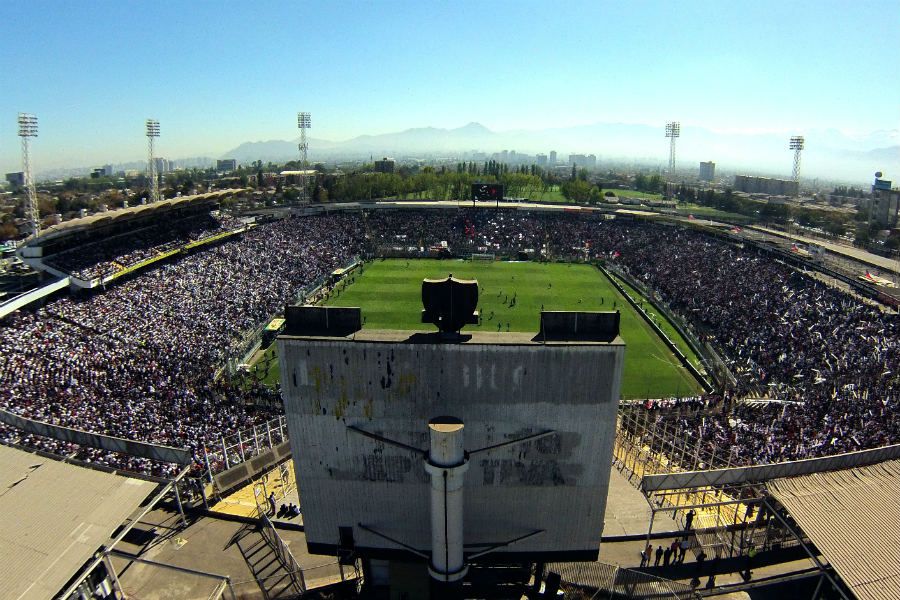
[[146, 119, 160, 203], [297, 112, 312, 203], [665, 121, 680, 172], [789, 135, 804, 181], [297, 112, 311, 167], [17, 113, 40, 237]]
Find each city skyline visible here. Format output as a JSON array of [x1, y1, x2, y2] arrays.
[[1, 0, 898, 180]]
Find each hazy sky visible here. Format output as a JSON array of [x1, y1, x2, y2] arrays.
[[1, 0, 897, 172]]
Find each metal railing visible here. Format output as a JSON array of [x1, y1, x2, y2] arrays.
[[605, 263, 734, 391], [258, 511, 306, 594], [255, 506, 360, 595], [203, 415, 289, 477]]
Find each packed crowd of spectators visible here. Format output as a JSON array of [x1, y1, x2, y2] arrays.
[[46, 213, 244, 281], [582, 222, 897, 466], [367, 209, 900, 466], [1, 213, 363, 476], [1, 208, 896, 476]]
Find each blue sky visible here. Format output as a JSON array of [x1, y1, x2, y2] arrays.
[[1, 0, 897, 172]]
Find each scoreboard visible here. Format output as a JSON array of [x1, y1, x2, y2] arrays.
[[471, 183, 504, 201]]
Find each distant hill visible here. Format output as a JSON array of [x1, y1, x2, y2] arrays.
[[221, 122, 900, 183], [222, 123, 498, 162], [22, 121, 900, 184], [224, 138, 337, 163]]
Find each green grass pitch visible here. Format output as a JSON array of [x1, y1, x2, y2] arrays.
[[251, 259, 702, 400]]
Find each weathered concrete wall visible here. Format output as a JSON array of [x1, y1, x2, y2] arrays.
[[279, 331, 624, 558]]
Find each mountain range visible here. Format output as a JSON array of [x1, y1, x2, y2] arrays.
[[223, 122, 898, 184]]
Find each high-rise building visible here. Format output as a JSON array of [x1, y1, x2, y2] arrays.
[[699, 161, 716, 181], [870, 176, 899, 228], [733, 175, 799, 197], [536, 154, 548, 167], [374, 157, 395, 173], [5, 172, 25, 189], [549, 150, 557, 166], [569, 154, 597, 169], [216, 159, 237, 172], [153, 157, 171, 174]]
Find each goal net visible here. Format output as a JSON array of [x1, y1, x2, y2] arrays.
[[470, 253, 495, 262]]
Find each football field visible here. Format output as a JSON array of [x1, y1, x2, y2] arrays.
[[253, 259, 702, 400]]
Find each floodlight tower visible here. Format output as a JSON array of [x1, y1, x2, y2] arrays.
[[17, 113, 40, 237], [146, 119, 160, 203], [665, 121, 680, 172], [789, 135, 804, 181], [297, 111, 311, 167], [296, 112, 312, 203]]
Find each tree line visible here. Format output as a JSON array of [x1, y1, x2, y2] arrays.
[[315, 168, 547, 203]]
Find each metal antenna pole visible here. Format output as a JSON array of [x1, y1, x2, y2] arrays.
[[146, 119, 160, 202], [17, 113, 40, 237]]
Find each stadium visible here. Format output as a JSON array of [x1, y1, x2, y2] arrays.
[[1, 195, 898, 599]]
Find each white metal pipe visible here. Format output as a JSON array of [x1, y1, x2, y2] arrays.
[[424, 416, 469, 583]]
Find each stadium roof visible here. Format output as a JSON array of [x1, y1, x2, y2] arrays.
[[0, 445, 158, 600], [28, 189, 246, 245], [767, 460, 900, 600]]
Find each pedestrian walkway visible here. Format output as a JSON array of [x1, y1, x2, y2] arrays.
[[111, 506, 343, 600], [603, 467, 677, 537], [210, 458, 300, 524], [599, 529, 816, 597]]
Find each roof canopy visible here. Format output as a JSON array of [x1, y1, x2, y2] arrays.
[[768, 460, 900, 600], [29, 189, 246, 245], [0, 445, 157, 600]]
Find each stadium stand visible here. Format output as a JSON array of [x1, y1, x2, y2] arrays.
[[45, 212, 243, 281], [1, 213, 364, 476], [0, 208, 896, 479]]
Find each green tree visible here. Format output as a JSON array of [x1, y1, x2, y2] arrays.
[[560, 179, 593, 202], [634, 173, 647, 191]]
